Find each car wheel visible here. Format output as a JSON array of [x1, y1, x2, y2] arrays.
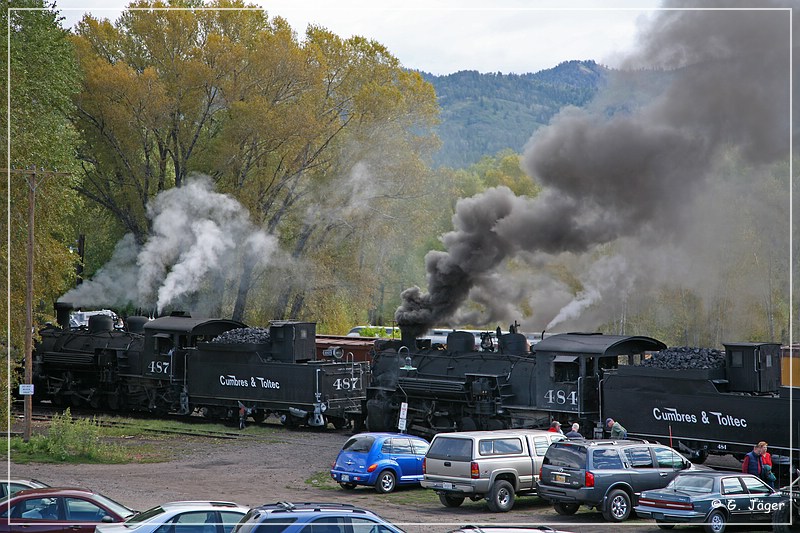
[[486, 480, 515, 512], [339, 482, 357, 490], [439, 494, 465, 508], [553, 502, 580, 515], [602, 489, 632, 522], [656, 521, 675, 530], [771, 501, 796, 533], [375, 470, 396, 493], [703, 510, 727, 533]]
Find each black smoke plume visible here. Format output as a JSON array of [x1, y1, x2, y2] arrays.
[[396, 2, 792, 333]]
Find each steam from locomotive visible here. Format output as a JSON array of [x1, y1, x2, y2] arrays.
[[61, 176, 281, 314], [396, 3, 791, 333]]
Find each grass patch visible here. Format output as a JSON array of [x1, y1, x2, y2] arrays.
[[11, 408, 284, 464], [304, 471, 339, 490], [12, 408, 136, 464]]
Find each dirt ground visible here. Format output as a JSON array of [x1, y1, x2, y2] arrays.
[[8, 421, 749, 533]]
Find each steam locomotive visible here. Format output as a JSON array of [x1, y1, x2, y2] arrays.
[[365, 327, 800, 472], [31, 302, 369, 428]]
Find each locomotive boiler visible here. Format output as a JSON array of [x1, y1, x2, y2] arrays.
[[32, 302, 369, 428]]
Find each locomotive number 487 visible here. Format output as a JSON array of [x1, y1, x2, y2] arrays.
[[148, 361, 170, 374], [544, 389, 578, 405], [333, 377, 360, 390]]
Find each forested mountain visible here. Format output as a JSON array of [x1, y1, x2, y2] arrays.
[[422, 60, 609, 168]]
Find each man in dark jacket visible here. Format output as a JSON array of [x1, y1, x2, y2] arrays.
[[565, 423, 583, 439], [741, 443, 764, 476]]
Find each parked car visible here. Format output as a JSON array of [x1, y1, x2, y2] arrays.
[[422, 429, 566, 512], [0, 487, 136, 533], [231, 502, 404, 533], [634, 471, 787, 533], [330, 432, 429, 493], [538, 439, 702, 522], [0, 480, 49, 501], [96, 501, 249, 533], [346, 326, 400, 338]]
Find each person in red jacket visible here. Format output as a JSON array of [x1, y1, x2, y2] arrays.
[[759, 441, 776, 487], [548, 420, 563, 434]]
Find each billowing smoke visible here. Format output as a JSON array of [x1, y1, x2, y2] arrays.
[[62, 176, 280, 314], [396, 2, 791, 332]]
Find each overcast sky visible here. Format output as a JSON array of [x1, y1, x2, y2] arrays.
[[53, 0, 661, 75]]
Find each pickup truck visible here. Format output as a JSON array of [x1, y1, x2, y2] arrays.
[[421, 428, 566, 512]]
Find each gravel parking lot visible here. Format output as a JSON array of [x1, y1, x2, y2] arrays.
[[9, 423, 759, 533]]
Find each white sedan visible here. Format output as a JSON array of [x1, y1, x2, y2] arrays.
[[96, 501, 249, 533]]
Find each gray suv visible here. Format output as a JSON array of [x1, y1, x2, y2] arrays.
[[537, 439, 699, 522]]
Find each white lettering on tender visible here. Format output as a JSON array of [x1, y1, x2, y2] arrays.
[[708, 411, 747, 427], [652, 407, 697, 424], [651, 407, 747, 428], [219, 375, 249, 387], [218, 375, 280, 389]]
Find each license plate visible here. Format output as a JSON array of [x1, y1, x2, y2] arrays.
[[443, 482, 453, 490], [341, 475, 349, 481], [553, 473, 567, 483]]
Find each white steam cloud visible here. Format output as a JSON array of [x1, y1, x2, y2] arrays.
[[62, 176, 280, 314]]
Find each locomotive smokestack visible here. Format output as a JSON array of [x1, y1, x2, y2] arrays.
[[399, 325, 419, 352], [54, 301, 73, 330]]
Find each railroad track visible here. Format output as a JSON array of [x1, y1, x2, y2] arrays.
[[13, 408, 245, 440]]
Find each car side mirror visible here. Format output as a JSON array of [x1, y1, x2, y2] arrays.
[[101, 515, 114, 523], [683, 460, 691, 470]]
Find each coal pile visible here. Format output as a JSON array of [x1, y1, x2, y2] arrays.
[[211, 327, 271, 344], [642, 346, 725, 370]]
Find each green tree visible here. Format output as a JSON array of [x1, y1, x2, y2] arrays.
[[2, 0, 83, 427], [71, 0, 440, 323]]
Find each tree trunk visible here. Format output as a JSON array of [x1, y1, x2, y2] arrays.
[[232, 259, 254, 322]]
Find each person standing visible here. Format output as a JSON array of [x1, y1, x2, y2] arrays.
[[565, 423, 583, 439], [741, 443, 764, 477], [548, 421, 563, 434], [759, 441, 776, 487], [606, 417, 627, 439]]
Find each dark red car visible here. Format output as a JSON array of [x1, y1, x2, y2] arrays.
[[0, 487, 136, 533]]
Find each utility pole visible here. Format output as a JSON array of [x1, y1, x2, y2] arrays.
[[6, 167, 70, 441]]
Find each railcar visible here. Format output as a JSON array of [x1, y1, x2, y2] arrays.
[[364, 327, 800, 473], [31, 302, 369, 428]]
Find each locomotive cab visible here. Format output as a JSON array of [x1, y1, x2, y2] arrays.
[[529, 333, 666, 424]]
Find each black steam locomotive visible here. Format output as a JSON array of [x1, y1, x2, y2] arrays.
[[32, 302, 369, 428], [365, 327, 800, 471]]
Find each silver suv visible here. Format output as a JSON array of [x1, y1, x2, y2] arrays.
[[422, 429, 566, 512], [538, 439, 700, 522]]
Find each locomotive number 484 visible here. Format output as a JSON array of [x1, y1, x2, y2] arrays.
[[333, 377, 360, 390], [544, 389, 578, 405]]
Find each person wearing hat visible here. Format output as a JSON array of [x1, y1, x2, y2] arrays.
[[606, 417, 627, 439], [548, 420, 563, 434]]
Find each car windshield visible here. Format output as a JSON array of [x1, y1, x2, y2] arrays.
[[667, 475, 715, 493], [92, 493, 136, 519], [124, 506, 165, 525], [342, 436, 375, 453]]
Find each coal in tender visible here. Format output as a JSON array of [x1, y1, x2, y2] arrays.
[[641, 346, 725, 370], [212, 327, 271, 344]]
